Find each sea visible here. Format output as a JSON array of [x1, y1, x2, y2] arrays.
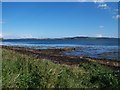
[[1, 38, 119, 60]]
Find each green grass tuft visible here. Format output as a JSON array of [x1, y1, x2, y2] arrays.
[[1, 49, 120, 88]]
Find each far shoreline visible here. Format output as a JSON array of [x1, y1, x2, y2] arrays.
[[1, 36, 119, 40]]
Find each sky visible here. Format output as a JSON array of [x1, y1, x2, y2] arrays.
[[1, 2, 119, 39], [1, 0, 120, 2]]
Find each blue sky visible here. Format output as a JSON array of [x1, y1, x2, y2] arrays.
[[2, 2, 119, 38]]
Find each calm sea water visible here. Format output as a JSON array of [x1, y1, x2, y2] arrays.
[[1, 38, 119, 60]]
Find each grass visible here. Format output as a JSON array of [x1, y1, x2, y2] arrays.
[[1, 49, 120, 89]]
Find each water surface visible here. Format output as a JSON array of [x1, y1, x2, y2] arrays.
[[1, 38, 119, 60]]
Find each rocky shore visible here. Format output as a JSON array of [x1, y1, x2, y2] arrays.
[[1, 45, 120, 71]]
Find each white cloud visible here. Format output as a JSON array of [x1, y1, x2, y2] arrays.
[[93, 0, 106, 3], [2, 33, 21, 39], [95, 34, 103, 37], [93, 34, 116, 38], [112, 15, 120, 19], [21, 34, 33, 38], [1, 33, 33, 39], [99, 25, 104, 29], [78, 0, 105, 2], [77, 0, 87, 2], [81, 0, 87, 2], [0, 33, 2, 38], [94, 0, 118, 21], [98, 3, 109, 9], [112, 9, 118, 15], [95, 0, 118, 21]]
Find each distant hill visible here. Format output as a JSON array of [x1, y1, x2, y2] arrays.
[[49, 36, 117, 40], [2, 36, 118, 40], [0, 38, 3, 40]]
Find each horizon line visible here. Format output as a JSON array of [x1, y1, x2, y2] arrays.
[[1, 36, 119, 39]]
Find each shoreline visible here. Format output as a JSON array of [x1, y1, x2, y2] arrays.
[[1, 45, 120, 71]]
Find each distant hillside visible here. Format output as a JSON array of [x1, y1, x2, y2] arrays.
[[2, 36, 118, 40], [0, 38, 3, 40]]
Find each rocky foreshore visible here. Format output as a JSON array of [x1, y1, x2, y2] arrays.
[[1, 45, 120, 71]]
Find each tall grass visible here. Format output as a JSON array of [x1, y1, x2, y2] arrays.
[[2, 49, 120, 88]]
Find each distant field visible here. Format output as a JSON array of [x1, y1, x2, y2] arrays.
[[1, 49, 120, 88]]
